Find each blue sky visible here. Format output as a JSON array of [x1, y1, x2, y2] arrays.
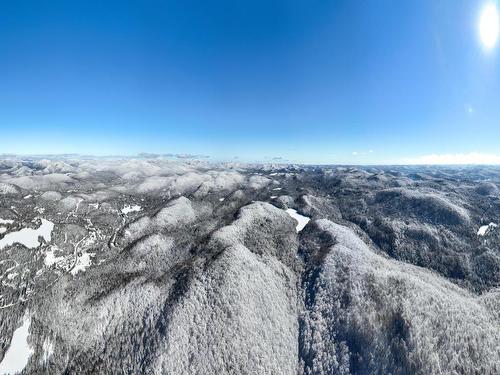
[[1, 0, 499, 164]]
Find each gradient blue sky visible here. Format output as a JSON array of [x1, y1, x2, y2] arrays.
[[1, 0, 499, 164]]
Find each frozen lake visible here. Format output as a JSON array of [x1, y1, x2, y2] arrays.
[[0, 219, 54, 250], [0, 316, 33, 375]]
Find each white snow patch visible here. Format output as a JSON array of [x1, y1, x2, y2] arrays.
[[75, 198, 84, 212], [70, 252, 95, 276], [272, 187, 282, 191], [44, 246, 65, 267], [0, 219, 14, 225], [0, 219, 54, 250], [0, 315, 33, 375], [285, 209, 311, 232], [219, 198, 225, 202], [478, 222, 498, 236], [0, 228, 6, 234], [270, 196, 278, 199], [121, 205, 142, 214], [41, 337, 54, 364]]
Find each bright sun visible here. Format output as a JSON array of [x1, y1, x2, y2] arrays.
[[479, 3, 499, 49]]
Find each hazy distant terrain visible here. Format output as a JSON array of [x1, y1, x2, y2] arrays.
[[0, 158, 499, 374]]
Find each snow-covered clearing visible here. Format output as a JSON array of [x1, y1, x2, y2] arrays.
[[122, 205, 142, 214], [70, 252, 95, 276], [44, 246, 65, 267], [478, 222, 497, 236]]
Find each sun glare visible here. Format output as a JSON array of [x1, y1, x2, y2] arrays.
[[479, 3, 499, 49]]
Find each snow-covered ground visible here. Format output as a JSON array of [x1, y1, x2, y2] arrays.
[[44, 246, 65, 267], [0, 219, 54, 250], [121, 205, 142, 214], [42, 337, 54, 364], [70, 252, 95, 276], [0, 315, 33, 375], [478, 222, 497, 236], [285, 209, 310, 232], [0, 159, 499, 374]]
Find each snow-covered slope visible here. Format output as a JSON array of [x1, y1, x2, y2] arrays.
[[0, 159, 499, 374]]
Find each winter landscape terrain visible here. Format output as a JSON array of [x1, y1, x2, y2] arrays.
[[0, 157, 499, 374]]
